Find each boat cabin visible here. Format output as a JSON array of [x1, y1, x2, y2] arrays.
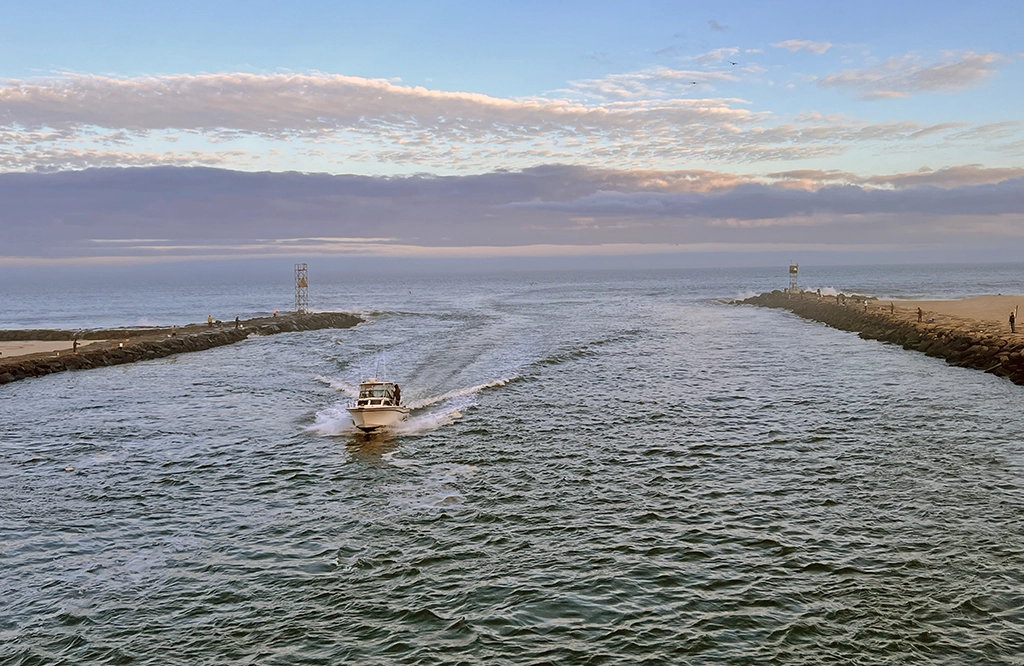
[[355, 380, 402, 407]]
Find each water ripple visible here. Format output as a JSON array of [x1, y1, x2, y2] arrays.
[[3, 271, 1024, 664]]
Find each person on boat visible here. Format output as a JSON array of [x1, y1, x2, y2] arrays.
[[394, 385, 401, 406]]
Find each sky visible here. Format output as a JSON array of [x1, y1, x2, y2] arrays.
[[1, 0, 1023, 268]]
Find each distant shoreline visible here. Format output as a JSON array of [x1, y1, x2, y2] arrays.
[[0, 312, 362, 385], [739, 291, 1024, 387]]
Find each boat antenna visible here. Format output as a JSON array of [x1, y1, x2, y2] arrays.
[[381, 348, 387, 380]]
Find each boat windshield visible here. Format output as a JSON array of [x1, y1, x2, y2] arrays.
[[358, 384, 395, 399]]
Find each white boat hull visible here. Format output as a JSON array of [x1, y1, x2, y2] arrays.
[[346, 405, 410, 432]]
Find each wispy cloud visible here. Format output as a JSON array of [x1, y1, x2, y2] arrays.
[[510, 179, 1024, 220], [772, 40, 832, 55], [0, 71, 1016, 174], [689, 47, 741, 65], [708, 20, 728, 32], [560, 66, 741, 100], [0, 146, 245, 172], [819, 51, 1010, 100]]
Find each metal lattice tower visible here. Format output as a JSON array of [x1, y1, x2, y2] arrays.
[[789, 264, 799, 293], [295, 263, 308, 313]]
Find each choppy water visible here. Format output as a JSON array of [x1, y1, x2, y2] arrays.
[[2, 264, 1023, 664]]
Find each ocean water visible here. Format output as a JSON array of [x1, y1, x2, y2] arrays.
[[2, 264, 1023, 664]]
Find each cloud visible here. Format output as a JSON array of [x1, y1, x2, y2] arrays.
[[0, 240, 910, 268], [689, 48, 741, 65], [818, 51, 1009, 100], [772, 40, 832, 55], [2, 166, 1023, 264], [1, 72, 774, 173], [510, 178, 1024, 220], [0, 71, 1016, 174], [946, 121, 1021, 142], [652, 45, 681, 57], [3, 72, 720, 138], [708, 20, 728, 32], [0, 146, 245, 172], [762, 165, 1024, 192], [861, 165, 1024, 189], [561, 67, 741, 100]]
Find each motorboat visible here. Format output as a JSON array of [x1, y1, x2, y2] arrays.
[[346, 379, 409, 432]]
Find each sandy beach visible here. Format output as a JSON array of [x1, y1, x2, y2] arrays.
[[0, 339, 113, 359], [889, 295, 1023, 334], [0, 341, 77, 357]]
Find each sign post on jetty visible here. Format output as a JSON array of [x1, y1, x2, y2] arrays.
[[295, 263, 308, 314]]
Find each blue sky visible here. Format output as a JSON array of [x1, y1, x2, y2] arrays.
[[1, 1, 1022, 265]]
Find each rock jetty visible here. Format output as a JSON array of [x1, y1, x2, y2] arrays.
[[0, 312, 361, 385], [740, 290, 1024, 386]]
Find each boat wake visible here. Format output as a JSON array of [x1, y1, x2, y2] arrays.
[[404, 377, 513, 410], [311, 329, 637, 440], [309, 375, 513, 438], [394, 407, 465, 435]]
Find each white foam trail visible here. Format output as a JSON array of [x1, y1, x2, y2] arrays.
[[394, 407, 464, 436], [382, 451, 423, 467], [315, 375, 359, 398], [305, 403, 357, 437], [405, 377, 514, 410], [818, 286, 840, 296]]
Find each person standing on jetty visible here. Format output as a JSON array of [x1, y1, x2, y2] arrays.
[[207, 315, 213, 328], [234, 316, 241, 329], [1010, 310, 1016, 334], [917, 308, 923, 322]]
